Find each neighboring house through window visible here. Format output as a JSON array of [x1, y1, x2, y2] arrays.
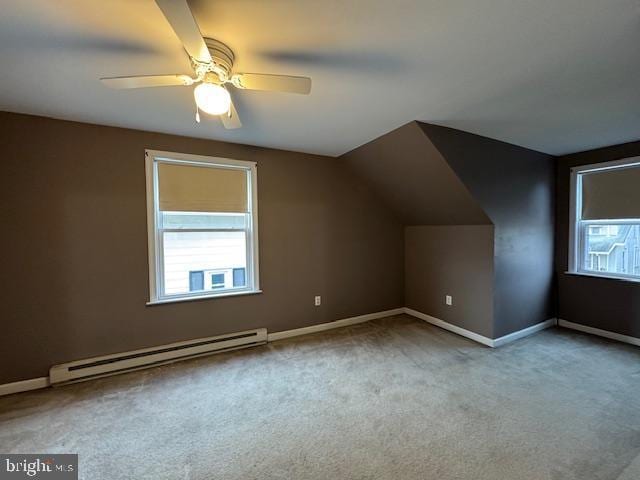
[[146, 150, 259, 303]]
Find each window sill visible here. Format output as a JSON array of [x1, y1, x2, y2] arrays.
[[564, 271, 640, 284], [146, 289, 262, 306]]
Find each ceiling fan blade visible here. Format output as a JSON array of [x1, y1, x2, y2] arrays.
[[155, 0, 212, 64], [221, 99, 241, 129], [232, 73, 312, 94], [101, 74, 195, 89]]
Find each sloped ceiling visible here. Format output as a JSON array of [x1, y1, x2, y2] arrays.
[[0, 0, 639, 156], [341, 122, 491, 226], [419, 122, 555, 227], [340, 121, 555, 230]]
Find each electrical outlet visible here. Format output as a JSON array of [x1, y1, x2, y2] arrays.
[[314, 295, 321, 306], [445, 295, 453, 306]]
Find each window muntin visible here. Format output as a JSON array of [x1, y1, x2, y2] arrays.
[[146, 150, 259, 303], [570, 157, 640, 281]]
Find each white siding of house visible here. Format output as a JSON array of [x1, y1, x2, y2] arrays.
[[163, 231, 246, 294]]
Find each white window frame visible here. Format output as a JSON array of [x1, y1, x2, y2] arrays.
[[569, 156, 640, 282], [145, 149, 260, 304]]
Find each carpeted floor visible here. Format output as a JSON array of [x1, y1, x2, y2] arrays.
[[1, 314, 640, 479]]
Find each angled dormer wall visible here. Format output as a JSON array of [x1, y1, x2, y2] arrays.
[[341, 122, 496, 337], [420, 123, 555, 337], [341, 121, 555, 340]]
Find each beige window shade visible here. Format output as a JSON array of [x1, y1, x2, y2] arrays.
[[581, 166, 640, 220], [158, 162, 248, 213]]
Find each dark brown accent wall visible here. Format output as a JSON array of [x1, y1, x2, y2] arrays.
[[420, 123, 556, 337], [0, 111, 404, 384], [405, 226, 495, 337], [557, 140, 640, 337]]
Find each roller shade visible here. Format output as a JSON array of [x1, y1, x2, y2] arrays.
[[158, 162, 248, 213], [581, 166, 640, 220]]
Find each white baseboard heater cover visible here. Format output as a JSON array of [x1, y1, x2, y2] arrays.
[[49, 328, 267, 385]]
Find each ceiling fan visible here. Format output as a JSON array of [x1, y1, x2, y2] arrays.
[[100, 0, 312, 129]]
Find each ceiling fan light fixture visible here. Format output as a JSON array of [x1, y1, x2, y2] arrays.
[[100, 2, 311, 130], [193, 82, 231, 115]]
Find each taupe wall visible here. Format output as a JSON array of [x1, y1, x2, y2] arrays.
[[405, 226, 495, 338], [0, 112, 404, 384], [557, 140, 640, 337]]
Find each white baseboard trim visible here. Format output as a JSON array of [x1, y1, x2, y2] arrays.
[[403, 308, 495, 347], [403, 308, 556, 348], [493, 318, 557, 348], [558, 319, 640, 347], [267, 308, 405, 342], [0, 377, 50, 397]]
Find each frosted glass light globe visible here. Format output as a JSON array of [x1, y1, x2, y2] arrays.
[[194, 83, 231, 115]]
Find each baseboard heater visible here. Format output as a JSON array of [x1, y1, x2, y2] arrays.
[[49, 328, 267, 385]]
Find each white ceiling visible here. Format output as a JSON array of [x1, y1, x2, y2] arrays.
[[0, 0, 639, 157]]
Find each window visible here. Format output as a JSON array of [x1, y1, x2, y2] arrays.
[[189, 271, 205, 291], [570, 156, 640, 281], [232, 267, 246, 287], [146, 150, 259, 303], [211, 273, 225, 289]]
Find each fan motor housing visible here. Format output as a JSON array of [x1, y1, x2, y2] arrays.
[[204, 38, 235, 78]]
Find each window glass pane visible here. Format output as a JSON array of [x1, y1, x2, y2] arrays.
[[211, 273, 225, 289], [582, 223, 640, 277], [232, 267, 246, 287], [189, 271, 204, 291], [161, 212, 246, 230], [163, 231, 247, 295]]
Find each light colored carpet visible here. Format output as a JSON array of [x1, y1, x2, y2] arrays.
[[1, 314, 640, 479]]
